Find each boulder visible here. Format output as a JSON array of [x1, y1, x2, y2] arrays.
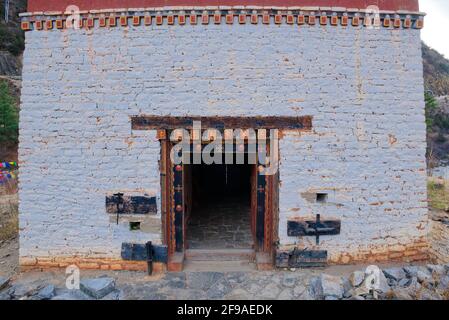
[[426, 264, 446, 276], [398, 278, 411, 287], [349, 271, 365, 287], [443, 264, 449, 274], [416, 270, 432, 284], [80, 278, 116, 299], [374, 270, 390, 294], [37, 285, 56, 300], [383, 268, 406, 282], [342, 277, 352, 298], [403, 266, 419, 277], [349, 286, 371, 298], [10, 283, 43, 298], [437, 275, 449, 290], [403, 266, 431, 279]]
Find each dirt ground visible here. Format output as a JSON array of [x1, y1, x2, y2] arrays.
[[0, 180, 19, 278], [0, 236, 19, 278]]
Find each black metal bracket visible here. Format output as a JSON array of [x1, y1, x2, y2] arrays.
[[121, 243, 168, 274], [287, 215, 341, 244], [113, 193, 124, 225], [107, 194, 157, 216], [146, 241, 153, 275]]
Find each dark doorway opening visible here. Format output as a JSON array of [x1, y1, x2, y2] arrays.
[[185, 162, 254, 250]]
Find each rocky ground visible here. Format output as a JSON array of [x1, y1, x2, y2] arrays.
[[0, 263, 448, 300], [0, 236, 18, 278]]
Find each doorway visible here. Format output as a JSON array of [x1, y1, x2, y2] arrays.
[[161, 137, 278, 271], [185, 163, 254, 250]]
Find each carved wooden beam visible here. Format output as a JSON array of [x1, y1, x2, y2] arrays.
[[131, 116, 313, 130]]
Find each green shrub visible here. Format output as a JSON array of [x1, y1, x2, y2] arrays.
[[425, 91, 438, 130], [434, 113, 449, 131], [0, 80, 19, 144], [0, 24, 25, 56]]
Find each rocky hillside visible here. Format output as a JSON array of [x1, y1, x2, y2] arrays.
[[428, 95, 449, 164], [0, 0, 26, 77], [423, 44, 449, 164], [423, 43, 449, 97]]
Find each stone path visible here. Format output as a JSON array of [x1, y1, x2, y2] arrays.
[[0, 270, 315, 300], [1, 263, 449, 300]]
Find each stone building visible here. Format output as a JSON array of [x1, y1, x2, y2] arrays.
[[18, 0, 428, 272]]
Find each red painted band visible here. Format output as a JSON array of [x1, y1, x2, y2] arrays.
[[28, 1, 419, 13]]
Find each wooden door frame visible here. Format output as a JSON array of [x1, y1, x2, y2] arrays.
[[160, 134, 278, 270]]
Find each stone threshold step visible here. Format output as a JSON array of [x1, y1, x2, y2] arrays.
[[185, 249, 255, 262]]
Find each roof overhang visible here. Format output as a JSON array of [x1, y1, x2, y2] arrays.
[[27, 1, 420, 13]]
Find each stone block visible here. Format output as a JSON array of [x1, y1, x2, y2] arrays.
[[80, 278, 116, 299]]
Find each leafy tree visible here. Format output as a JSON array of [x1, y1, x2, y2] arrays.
[[0, 80, 18, 144]]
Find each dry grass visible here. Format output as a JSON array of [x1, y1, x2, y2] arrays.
[[0, 199, 18, 241], [428, 178, 449, 211], [0, 170, 18, 241]]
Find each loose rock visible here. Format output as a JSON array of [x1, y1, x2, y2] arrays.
[[427, 264, 446, 276], [369, 269, 390, 294], [416, 270, 432, 284], [437, 275, 449, 290], [80, 278, 116, 299], [398, 278, 411, 287], [37, 284, 56, 300], [383, 268, 406, 282], [406, 277, 422, 299], [349, 271, 365, 287], [10, 283, 43, 298]]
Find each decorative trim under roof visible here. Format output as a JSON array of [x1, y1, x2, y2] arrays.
[[20, 7, 425, 31], [26, 1, 421, 13]]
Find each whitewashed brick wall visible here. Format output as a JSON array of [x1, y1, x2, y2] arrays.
[[19, 22, 427, 261]]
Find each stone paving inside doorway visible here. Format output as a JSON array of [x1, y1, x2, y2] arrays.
[[186, 198, 253, 249]]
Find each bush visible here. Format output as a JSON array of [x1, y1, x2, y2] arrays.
[[428, 178, 449, 211], [0, 80, 19, 144], [434, 114, 449, 131], [425, 91, 438, 130]]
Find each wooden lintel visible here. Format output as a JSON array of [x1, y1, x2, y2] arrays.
[[131, 116, 313, 131]]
